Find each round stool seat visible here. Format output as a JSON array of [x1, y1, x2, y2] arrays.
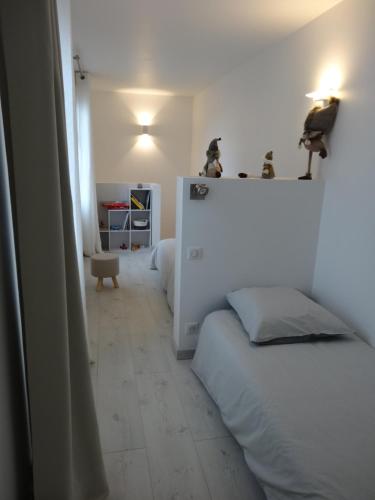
[[91, 253, 119, 291]]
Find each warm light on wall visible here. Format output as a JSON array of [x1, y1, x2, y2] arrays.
[[306, 66, 342, 104], [138, 112, 153, 126], [319, 66, 342, 93], [138, 133, 154, 149], [119, 88, 175, 97], [305, 89, 333, 102]]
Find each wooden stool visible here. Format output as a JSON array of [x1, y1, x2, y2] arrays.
[[91, 253, 120, 292]]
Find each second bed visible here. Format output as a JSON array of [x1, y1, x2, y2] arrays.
[[150, 238, 176, 311], [192, 308, 375, 500]]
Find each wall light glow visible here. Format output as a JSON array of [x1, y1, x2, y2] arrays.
[[319, 66, 342, 94], [137, 133, 154, 150], [118, 88, 175, 96], [138, 112, 153, 126], [305, 90, 332, 101], [306, 65, 343, 103]]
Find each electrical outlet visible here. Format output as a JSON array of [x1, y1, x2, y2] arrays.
[[187, 247, 203, 260], [185, 322, 199, 336]]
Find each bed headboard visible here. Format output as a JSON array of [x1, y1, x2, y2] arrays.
[[173, 177, 324, 357]]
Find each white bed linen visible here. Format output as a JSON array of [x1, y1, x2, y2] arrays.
[[192, 309, 375, 500], [150, 238, 175, 311]]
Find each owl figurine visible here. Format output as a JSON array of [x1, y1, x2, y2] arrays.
[[261, 151, 275, 179]]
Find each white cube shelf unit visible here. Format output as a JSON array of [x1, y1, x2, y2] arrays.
[[96, 183, 161, 252]]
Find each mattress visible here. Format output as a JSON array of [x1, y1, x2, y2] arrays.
[[150, 238, 175, 311], [192, 309, 375, 500]]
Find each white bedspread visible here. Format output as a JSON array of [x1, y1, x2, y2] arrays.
[[150, 238, 175, 311], [192, 309, 375, 500]]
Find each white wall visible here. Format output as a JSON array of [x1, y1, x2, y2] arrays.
[[191, 34, 321, 179], [191, 0, 375, 346], [311, 0, 375, 346], [91, 90, 193, 239], [174, 178, 324, 353]]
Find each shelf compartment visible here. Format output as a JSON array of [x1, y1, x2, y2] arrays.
[[98, 185, 153, 251]]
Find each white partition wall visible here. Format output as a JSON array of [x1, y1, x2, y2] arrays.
[[173, 177, 324, 357]]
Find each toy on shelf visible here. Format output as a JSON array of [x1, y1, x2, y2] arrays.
[[120, 243, 128, 250], [238, 172, 258, 179], [102, 201, 129, 210], [200, 138, 223, 178], [261, 151, 275, 179], [131, 194, 145, 210]]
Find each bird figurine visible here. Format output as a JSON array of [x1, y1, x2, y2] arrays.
[[298, 97, 340, 179]]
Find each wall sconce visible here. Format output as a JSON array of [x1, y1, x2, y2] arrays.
[[138, 112, 153, 149], [306, 66, 342, 106], [305, 90, 336, 107], [190, 184, 209, 200]]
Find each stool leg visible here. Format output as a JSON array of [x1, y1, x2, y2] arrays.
[[112, 276, 119, 288], [96, 277, 103, 292]]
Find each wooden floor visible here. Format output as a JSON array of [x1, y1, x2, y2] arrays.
[[85, 250, 261, 500]]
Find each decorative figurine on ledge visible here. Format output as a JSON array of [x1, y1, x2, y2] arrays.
[[261, 151, 275, 179], [298, 97, 340, 180], [200, 137, 223, 178]]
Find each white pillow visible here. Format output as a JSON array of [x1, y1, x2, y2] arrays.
[[226, 287, 354, 344]]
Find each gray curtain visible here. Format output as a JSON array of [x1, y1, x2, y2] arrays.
[[0, 99, 32, 499], [0, 1, 108, 499]]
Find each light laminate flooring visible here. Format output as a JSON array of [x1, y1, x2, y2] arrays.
[[85, 250, 264, 500]]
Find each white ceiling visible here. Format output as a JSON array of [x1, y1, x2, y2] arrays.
[[71, 0, 342, 95]]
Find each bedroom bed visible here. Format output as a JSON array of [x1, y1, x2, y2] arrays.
[[192, 308, 375, 500], [150, 238, 175, 311]]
